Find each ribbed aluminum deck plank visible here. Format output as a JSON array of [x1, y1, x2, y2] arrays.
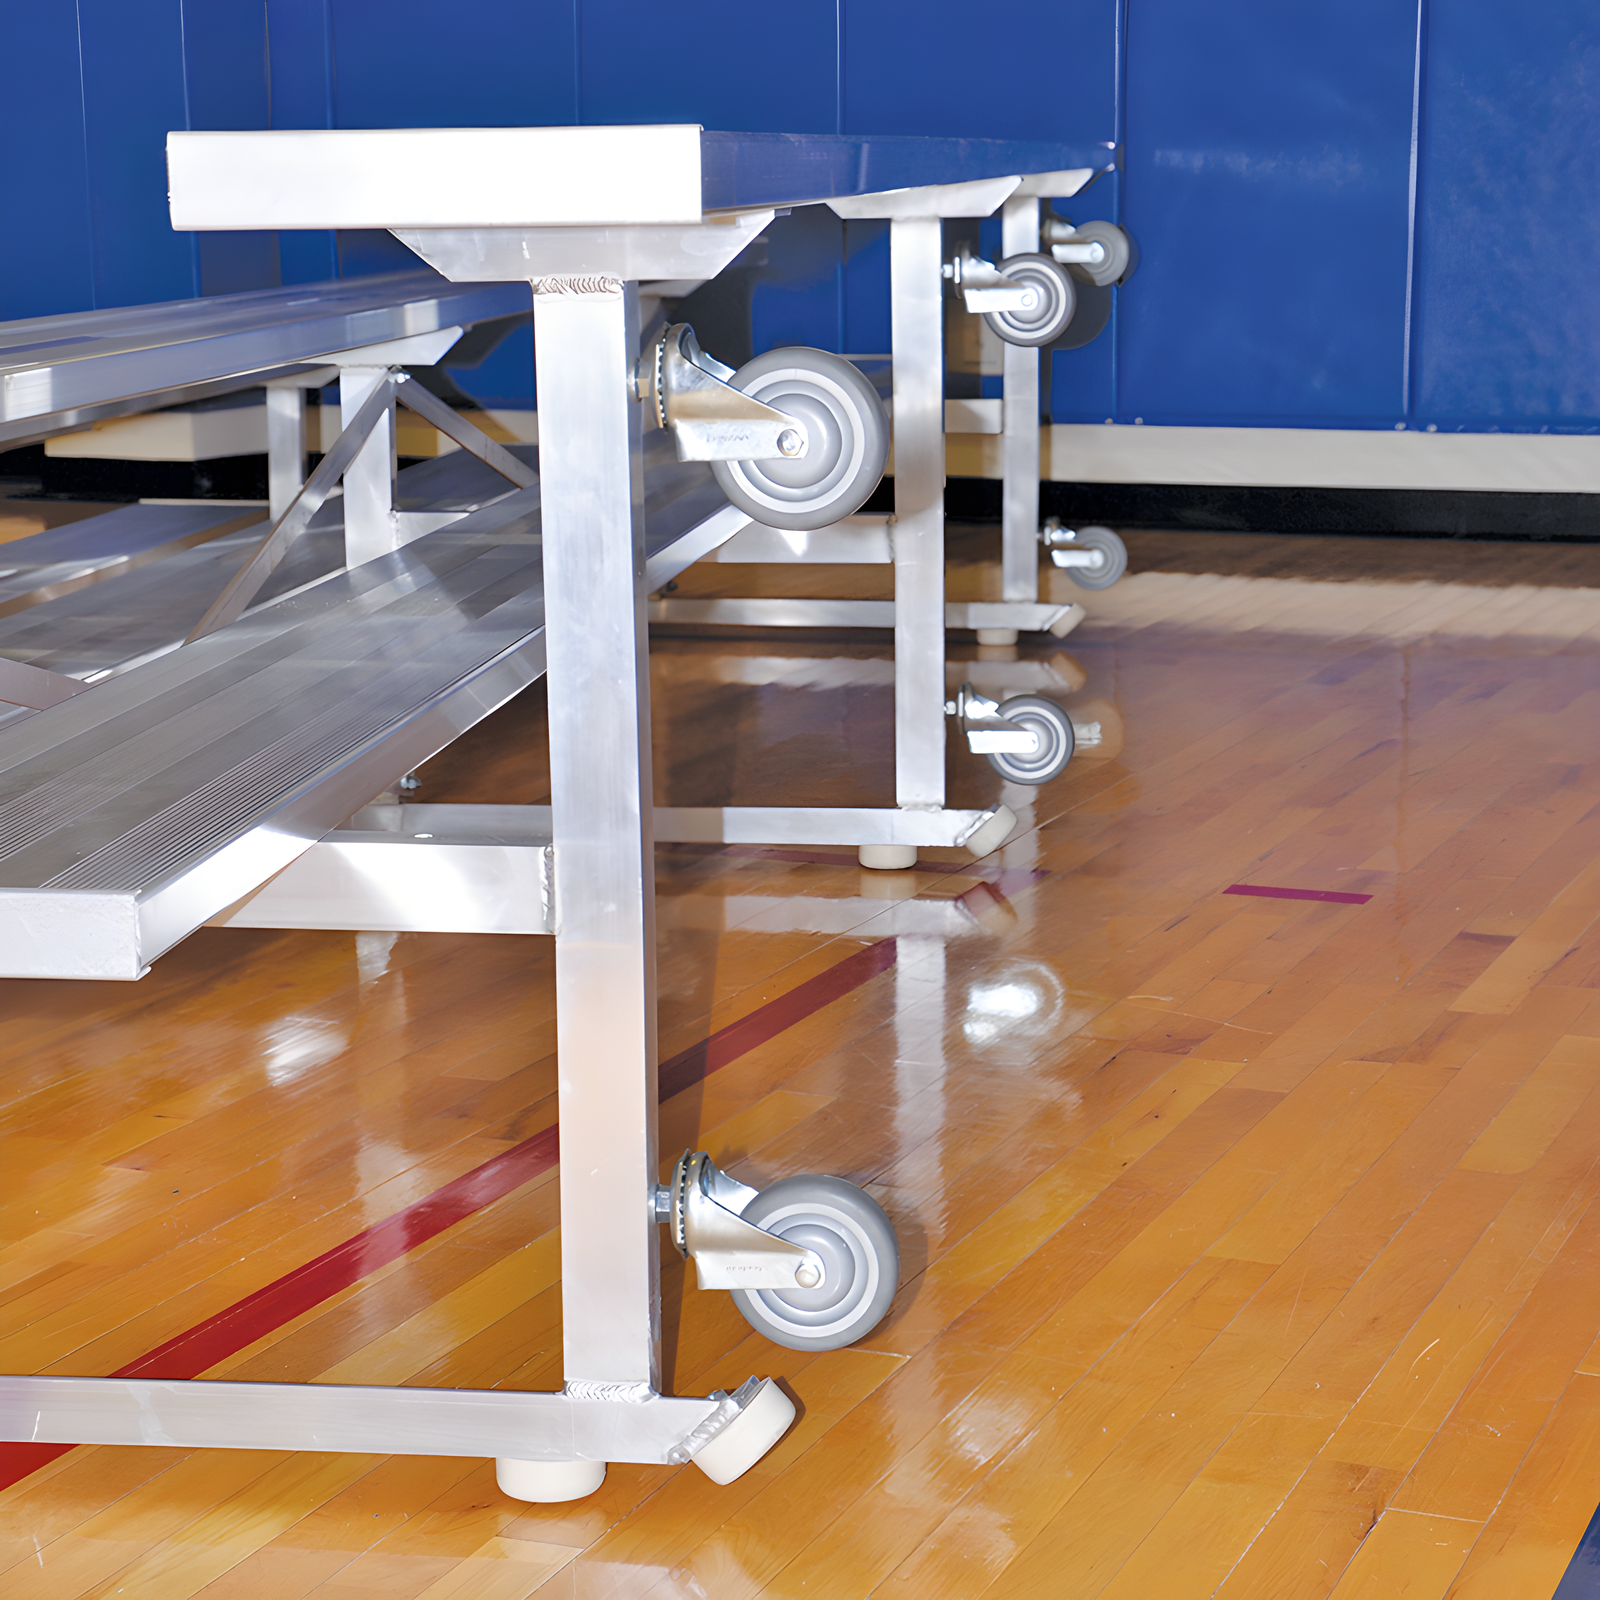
[[0, 270, 530, 440], [0, 446, 540, 678], [0, 444, 740, 979]]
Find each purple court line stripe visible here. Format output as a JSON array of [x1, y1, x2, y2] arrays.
[[1226, 883, 1373, 905], [0, 937, 903, 1494]]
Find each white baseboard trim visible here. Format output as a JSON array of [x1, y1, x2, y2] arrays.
[[943, 423, 1600, 495]]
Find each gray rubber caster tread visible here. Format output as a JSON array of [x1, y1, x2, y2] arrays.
[[1064, 525, 1127, 591], [986, 695, 1075, 785], [712, 348, 888, 532], [983, 253, 1077, 348], [730, 1174, 899, 1352], [1065, 221, 1134, 287], [1049, 279, 1112, 350]]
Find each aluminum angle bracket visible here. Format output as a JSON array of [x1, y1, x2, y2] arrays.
[[662, 1150, 825, 1292], [634, 324, 806, 464]]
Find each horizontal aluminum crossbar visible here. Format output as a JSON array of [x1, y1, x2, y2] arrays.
[[654, 805, 1005, 850], [648, 596, 1085, 637]]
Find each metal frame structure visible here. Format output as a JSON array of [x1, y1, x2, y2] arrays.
[[652, 168, 1098, 637], [0, 275, 534, 666], [0, 125, 1102, 1495], [646, 171, 1112, 868]]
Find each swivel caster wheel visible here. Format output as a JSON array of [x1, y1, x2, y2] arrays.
[[1052, 524, 1127, 591], [985, 695, 1075, 785], [1059, 221, 1134, 288], [712, 348, 889, 532], [983, 254, 1077, 347], [730, 1175, 899, 1351], [495, 1457, 606, 1502]]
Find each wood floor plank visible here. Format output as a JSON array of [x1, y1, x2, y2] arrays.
[[1100, 1076, 1600, 1599], [1325, 1510, 1478, 1598], [1445, 1373, 1600, 1598], [978, 1169, 1515, 1599], [8, 545, 1600, 1596]]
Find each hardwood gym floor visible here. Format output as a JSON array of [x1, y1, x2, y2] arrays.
[[6, 528, 1600, 1597]]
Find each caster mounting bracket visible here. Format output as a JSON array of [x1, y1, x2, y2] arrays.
[[942, 252, 1038, 314], [946, 681, 1042, 756], [660, 1150, 827, 1292], [1040, 519, 1109, 572], [634, 324, 808, 464]]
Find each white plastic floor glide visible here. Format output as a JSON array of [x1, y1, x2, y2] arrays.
[[495, 1458, 608, 1503], [692, 1379, 798, 1485]]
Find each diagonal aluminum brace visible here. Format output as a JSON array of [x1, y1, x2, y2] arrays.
[[393, 376, 536, 489], [186, 375, 397, 642], [0, 656, 90, 710], [187, 373, 535, 645]]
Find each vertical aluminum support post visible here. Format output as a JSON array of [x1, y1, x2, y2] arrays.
[[1001, 194, 1042, 604], [889, 217, 947, 815], [531, 277, 660, 1391], [339, 365, 399, 567], [265, 385, 306, 524]]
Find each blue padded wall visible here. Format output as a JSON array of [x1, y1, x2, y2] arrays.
[[842, 0, 1116, 141], [1119, 0, 1418, 427], [6, 0, 281, 315], [266, 0, 339, 284], [578, 1, 838, 132], [328, 0, 576, 128], [7, 2, 1600, 436], [182, 1, 280, 296], [0, 4, 96, 321], [1414, 1, 1600, 429], [76, 0, 203, 310]]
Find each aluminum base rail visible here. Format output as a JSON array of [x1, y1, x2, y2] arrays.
[[648, 594, 1085, 638], [0, 1376, 726, 1464], [216, 800, 1047, 937], [216, 800, 1011, 936]]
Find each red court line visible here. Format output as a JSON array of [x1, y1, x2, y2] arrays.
[[657, 936, 898, 1101], [1226, 883, 1372, 905], [0, 936, 899, 1493]]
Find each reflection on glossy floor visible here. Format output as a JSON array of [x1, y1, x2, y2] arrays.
[[6, 530, 1600, 1598], [0, 482, 128, 545]]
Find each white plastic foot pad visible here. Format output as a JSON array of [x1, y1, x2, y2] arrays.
[[496, 1457, 607, 1502], [964, 804, 1018, 860], [693, 1378, 798, 1484], [859, 843, 918, 870], [1048, 603, 1088, 638]]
